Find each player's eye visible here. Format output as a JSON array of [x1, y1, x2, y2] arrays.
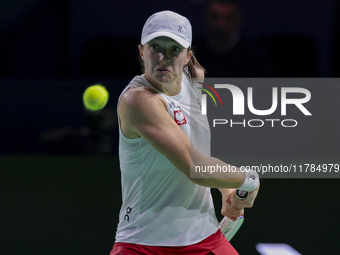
[[171, 46, 180, 52], [150, 44, 159, 50]]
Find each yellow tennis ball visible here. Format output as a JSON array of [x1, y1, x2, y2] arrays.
[[83, 85, 109, 111]]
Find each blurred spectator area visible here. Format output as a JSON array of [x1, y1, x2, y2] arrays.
[[0, 0, 71, 78], [332, 0, 340, 76], [78, 35, 140, 78], [0, 0, 335, 79], [259, 34, 319, 77]]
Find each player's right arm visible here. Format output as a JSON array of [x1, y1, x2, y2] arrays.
[[118, 87, 256, 195]]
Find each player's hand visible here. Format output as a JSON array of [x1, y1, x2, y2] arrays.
[[220, 189, 244, 221], [230, 182, 260, 211], [243, 182, 260, 207]]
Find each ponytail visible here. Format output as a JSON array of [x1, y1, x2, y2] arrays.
[[185, 48, 206, 78]]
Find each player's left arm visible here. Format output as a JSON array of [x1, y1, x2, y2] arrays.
[[196, 64, 242, 220], [196, 62, 260, 216]]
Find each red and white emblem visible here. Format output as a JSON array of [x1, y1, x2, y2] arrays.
[[174, 110, 187, 125]]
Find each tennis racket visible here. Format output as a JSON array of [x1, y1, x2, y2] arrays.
[[219, 190, 248, 241]]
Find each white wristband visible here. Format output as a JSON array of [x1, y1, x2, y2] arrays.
[[238, 167, 259, 192]]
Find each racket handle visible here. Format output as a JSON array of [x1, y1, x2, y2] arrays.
[[235, 189, 248, 200], [219, 216, 245, 241], [219, 189, 248, 241]]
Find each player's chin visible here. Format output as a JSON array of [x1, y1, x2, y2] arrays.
[[155, 74, 172, 83]]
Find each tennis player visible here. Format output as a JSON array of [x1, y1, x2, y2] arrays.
[[110, 11, 259, 255]]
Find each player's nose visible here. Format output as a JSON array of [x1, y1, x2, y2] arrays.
[[159, 51, 170, 64]]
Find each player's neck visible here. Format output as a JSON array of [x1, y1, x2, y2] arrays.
[[145, 74, 182, 96]]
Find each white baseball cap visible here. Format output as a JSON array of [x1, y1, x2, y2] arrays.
[[141, 10, 192, 48]]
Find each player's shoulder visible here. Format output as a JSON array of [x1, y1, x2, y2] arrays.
[[119, 86, 165, 114], [122, 86, 160, 104]]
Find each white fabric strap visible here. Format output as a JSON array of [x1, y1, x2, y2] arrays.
[[238, 167, 259, 192]]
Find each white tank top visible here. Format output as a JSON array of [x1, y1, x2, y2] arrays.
[[115, 70, 219, 246]]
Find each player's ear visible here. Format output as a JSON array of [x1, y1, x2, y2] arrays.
[[184, 49, 193, 65], [138, 45, 144, 60]]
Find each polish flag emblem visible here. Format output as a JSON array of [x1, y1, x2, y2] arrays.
[[174, 110, 187, 125]]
